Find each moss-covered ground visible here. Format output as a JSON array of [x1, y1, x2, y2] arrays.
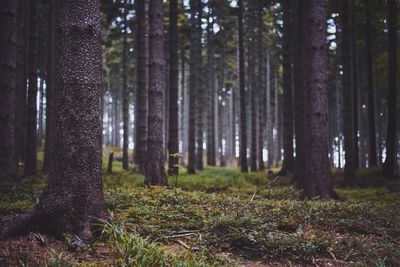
[[0, 152, 399, 266]]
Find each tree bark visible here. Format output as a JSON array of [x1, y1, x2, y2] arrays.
[[0, 0, 19, 183], [23, 0, 38, 177], [238, 0, 248, 172], [134, 0, 148, 173], [341, 0, 356, 184], [168, 0, 179, 175], [365, 1, 378, 168], [122, 0, 130, 170], [302, 0, 334, 199], [280, 0, 295, 175], [1, 0, 109, 240], [146, 0, 167, 186], [383, 0, 398, 178]]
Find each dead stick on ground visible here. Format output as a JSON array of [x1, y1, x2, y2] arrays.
[[236, 176, 280, 218]]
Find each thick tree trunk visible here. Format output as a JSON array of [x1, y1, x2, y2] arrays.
[[134, 0, 148, 173], [168, 0, 179, 175], [43, 0, 56, 173], [187, 0, 198, 174], [122, 0, 129, 170], [23, 0, 38, 177], [280, 0, 295, 175], [365, 1, 378, 168], [383, 0, 398, 178], [302, 0, 334, 199], [0, 0, 19, 183], [146, 0, 167, 185], [341, 0, 356, 185], [206, 9, 217, 167], [238, 0, 248, 172], [0, 0, 109, 240]]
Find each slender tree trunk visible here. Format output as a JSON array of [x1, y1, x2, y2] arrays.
[[0, 0, 19, 183], [24, 0, 38, 177], [146, 0, 167, 185], [383, 0, 398, 178], [113, 88, 120, 148], [134, 0, 148, 173], [168, 0, 179, 175], [280, 0, 295, 175], [351, 2, 359, 169], [1, 0, 109, 240], [187, 0, 198, 174], [43, 0, 56, 172], [341, 0, 356, 185], [38, 78, 44, 147], [365, 1, 378, 168], [302, 0, 334, 199], [266, 54, 274, 168], [180, 45, 187, 166], [250, 23, 258, 172], [122, 0, 129, 170], [207, 9, 216, 166]]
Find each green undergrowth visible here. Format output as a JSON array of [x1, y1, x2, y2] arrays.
[[1, 161, 399, 266]]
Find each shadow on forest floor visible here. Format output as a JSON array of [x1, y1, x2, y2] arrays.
[[0, 153, 399, 266]]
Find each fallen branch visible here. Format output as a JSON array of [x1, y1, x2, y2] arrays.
[[236, 176, 280, 218]]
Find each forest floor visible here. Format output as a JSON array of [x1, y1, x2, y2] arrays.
[[0, 150, 399, 266]]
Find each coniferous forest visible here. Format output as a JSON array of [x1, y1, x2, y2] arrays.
[[0, 0, 399, 265]]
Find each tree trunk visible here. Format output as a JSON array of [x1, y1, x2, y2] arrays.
[[280, 0, 295, 175], [302, 0, 334, 199], [206, 8, 216, 167], [168, 0, 179, 175], [187, 0, 198, 174], [24, 0, 38, 177], [0, 0, 19, 183], [107, 152, 114, 174], [134, 0, 148, 173], [341, 0, 356, 185], [365, 1, 377, 168], [383, 0, 398, 178], [238, 0, 248, 172], [0, 0, 109, 240], [266, 54, 274, 168], [38, 78, 44, 148], [113, 88, 120, 148], [146, 0, 167, 186], [43, 0, 56, 173], [351, 2, 359, 169], [122, 0, 130, 171]]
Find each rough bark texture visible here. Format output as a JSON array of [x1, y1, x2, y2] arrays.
[[187, 0, 198, 174], [122, 0, 129, 170], [0, 0, 19, 183], [383, 0, 398, 178], [365, 1, 377, 168], [0, 0, 109, 240], [238, 0, 248, 172], [280, 0, 295, 175], [302, 0, 334, 199], [341, 0, 356, 185], [134, 0, 148, 173], [206, 8, 216, 167], [146, 0, 167, 185], [168, 0, 179, 175], [23, 0, 38, 177]]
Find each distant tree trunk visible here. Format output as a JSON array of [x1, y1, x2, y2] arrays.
[[146, 0, 167, 185], [257, 4, 265, 170], [0, 0, 19, 183], [24, 0, 38, 177], [107, 152, 114, 174], [113, 88, 120, 148], [195, 0, 204, 171], [122, 0, 129, 170], [218, 52, 226, 167], [38, 78, 44, 147], [0, 0, 109, 240], [302, 0, 334, 199], [365, 1, 377, 168], [168, 0, 179, 175], [280, 0, 295, 175], [206, 9, 216, 166], [266, 54, 274, 168], [383, 0, 398, 177], [180, 45, 187, 165], [43, 0, 56, 173], [134, 0, 148, 173], [238, 0, 248, 172], [249, 25, 258, 172], [341, 0, 356, 185], [187, 0, 198, 174], [351, 2, 359, 169], [293, 0, 307, 184]]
